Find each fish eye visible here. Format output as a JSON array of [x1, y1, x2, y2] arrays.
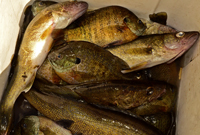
[[176, 32, 185, 38], [137, 19, 143, 24], [75, 58, 81, 64], [38, 1, 45, 6], [147, 87, 154, 95], [57, 54, 62, 59], [124, 17, 129, 23]]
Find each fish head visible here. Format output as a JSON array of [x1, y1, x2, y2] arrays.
[[152, 31, 199, 64], [47, 1, 88, 29], [31, 0, 57, 16], [124, 16, 146, 36], [48, 45, 79, 73]]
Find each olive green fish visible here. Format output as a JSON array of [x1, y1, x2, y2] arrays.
[[0, 1, 88, 134], [36, 59, 67, 85], [23, 89, 163, 135], [48, 41, 130, 84], [63, 6, 146, 47], [142, 113, 173, 134], [14, 116, 72, 135], [33, 79, 80, 99], [31, 0, 58, 17], [140, 18, 177, 36], [107, 31, 199, 73], [73, 80, 167, 109], [127, 86, 177, 116]]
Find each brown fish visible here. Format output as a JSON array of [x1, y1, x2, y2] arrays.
[[0, 1, 88, 134], [107, 31, 199, 73], [23, 89, 163, 135], [73, 80, 167, 109], [63, 6, 146, 47], [48, 41, 130, 84], [14, 116, 72, 135], [127, 86, 177, 116]]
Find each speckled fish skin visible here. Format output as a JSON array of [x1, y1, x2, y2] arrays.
[[73, 80, 167, 109], [127, 85, 177, 116], [0, 1, 88, 134], [107, 31, 199, 73], [48, 41, 130, 84], [142, 113, 173, 135], [64, 6, 146, 47], [13, 116, 72, 135], [140, 18, 177, 36], [23, 89, 163, 135]]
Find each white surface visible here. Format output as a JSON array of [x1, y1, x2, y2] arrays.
[[0, 0, 200, 134]]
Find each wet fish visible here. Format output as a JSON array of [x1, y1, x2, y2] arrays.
[[73, 80, 167, 109], [107, 31, 199, 73], [36, 59, 67, 85], [0, 1, 88, 134], [142, 113, 174, 134], [23, 89, 163, 135], [13, 116, 72, 135], [149, 12, 167, 25], [31, 0, 58, 17], [48, 41, 130, 84], [63, 6, 146, 47], [140, 18, 177, 36], [127, 86, 177, 116], [33, 79, 80, 99]]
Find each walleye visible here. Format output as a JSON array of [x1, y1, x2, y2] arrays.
[[63, 6, 146, 47], [48, 41, 130, 84], [73, 80, 167, 109], [14, 116, 72, 135], [0, 1, 88, 134], [107, 31, 199, 73], [23, 89, 163, 135]]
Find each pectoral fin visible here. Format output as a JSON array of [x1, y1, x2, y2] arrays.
[[121, 62, 148, 73], [23, 72, 36, 93]]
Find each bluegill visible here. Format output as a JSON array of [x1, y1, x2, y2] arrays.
[[23, 89, 163, 135], [48, 41, 130, 84], [63, 6, 146, 47], [13, 116, 72, 135], [36, 59, 67, 85], [107, 31, 199, 73], [73, 80, 167, 109], [0, 1, 88, 134]]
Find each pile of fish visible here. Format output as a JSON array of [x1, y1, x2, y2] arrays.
[[0, 0, 199, 135]]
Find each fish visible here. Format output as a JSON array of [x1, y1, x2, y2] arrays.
[[127, 85, 177, 116], [0, 1, 88, 134], [33, 79, 80, 99], [149, 12, 168, 25], [73, 80, 167, 109], [36, 59, 67, 85], [63, 6, 146, 47], [31, 0, 58, 17], [140, 18, 177, 36], [23, 89, 163, 135], [142, 113, 174, 135], [48, 41, 130, 84], [107, 31, 199, 73], [13, 116, 72, 135]]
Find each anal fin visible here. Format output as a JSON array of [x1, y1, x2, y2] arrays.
[[121, 62, 148, 74]]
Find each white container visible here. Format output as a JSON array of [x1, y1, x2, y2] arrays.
[[0, 0, 200, 134]]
